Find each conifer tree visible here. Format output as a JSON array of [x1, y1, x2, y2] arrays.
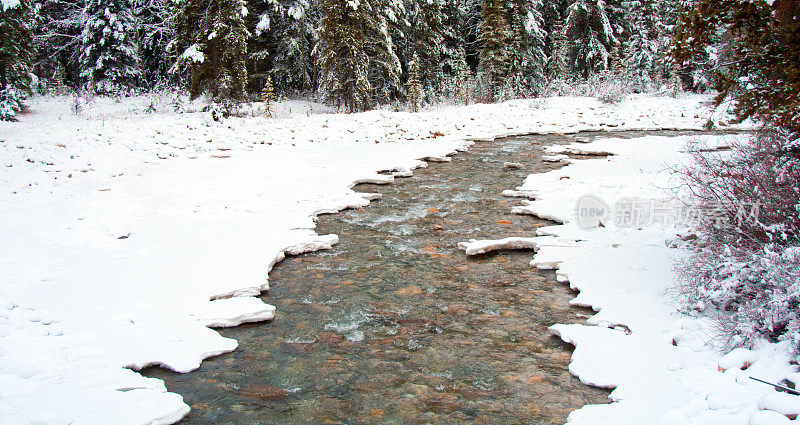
[[453, 47, 470, 104], [134, 0, 175, 88], [407, 55, 423, 111], [1, 0, 35, 120], [51, 62, 67, 94], [261, 75, 275, 116], [79, 0, 142, 94], [173, 0, 249, 102], [507, 0, 547, 95], [673, 0, 800, 132], [32, 0, 85, 89], [439, 0, 467, 80], [314, 0, 371, 111], [603, 0, 628, 45], [622, 0, 661, 92], [247, 0, 315, 92], [563, 0, 617, 78], [405, 0, 444, 96], [477, 0, 511, 102], [547, 20, 568, 81], [368, 0, 403, 104], [315, 0, 398, 111]]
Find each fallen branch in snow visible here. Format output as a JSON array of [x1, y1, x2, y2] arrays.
[[750, 377, 800, 396]]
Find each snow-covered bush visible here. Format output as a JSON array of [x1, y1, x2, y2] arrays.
[[676, 129, 800, 354], [595, 74, 628, 104], [0, 86, 26, 121], [544, 71, 630, 103]]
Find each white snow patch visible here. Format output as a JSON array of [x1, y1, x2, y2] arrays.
[[458, 237, 539, 256]]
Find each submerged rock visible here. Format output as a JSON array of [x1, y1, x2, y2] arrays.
[[238, 384, 290, 400]]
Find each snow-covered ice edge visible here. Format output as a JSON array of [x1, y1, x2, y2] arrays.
[[490, 134, 800, 425], [0, 94, 734, 425]]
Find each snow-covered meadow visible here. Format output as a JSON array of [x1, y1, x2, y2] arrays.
[[0, 94, 753, 425]]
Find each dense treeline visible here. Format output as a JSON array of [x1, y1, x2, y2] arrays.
[[3, 0, 704, 118]]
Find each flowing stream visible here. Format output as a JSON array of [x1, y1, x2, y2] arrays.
[[145, 130, 719, 424]]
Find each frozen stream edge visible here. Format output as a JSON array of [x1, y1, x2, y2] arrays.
[[0, 95, 740, 425], [480, 132, 799, 425]]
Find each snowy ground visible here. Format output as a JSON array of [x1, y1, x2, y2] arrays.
[[462, 133, 800, 425], [0, 93, 737, 424]]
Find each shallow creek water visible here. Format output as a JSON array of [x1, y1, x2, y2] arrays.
[[144, 130, 714, 424]]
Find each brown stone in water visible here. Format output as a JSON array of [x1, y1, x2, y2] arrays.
[[238, 384, 290, 400], [318, 332, 345, 345], [395, 285, 424, 296], [396, 318, 436, 332], [527, 374, 544, 384], [551, 352, 572, 365], [283, 341, 317, 354], [420, 392, 460, 413]]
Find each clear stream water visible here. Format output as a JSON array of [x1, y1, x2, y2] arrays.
[[144, 130, 723, 425]]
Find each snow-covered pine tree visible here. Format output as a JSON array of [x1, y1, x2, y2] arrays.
[[671, 0, 717, 94], [652, 0, 680, 88], [245, 0, 271, 88], [368, 0, 403, 104], [314, 0, 371, 111], [406, 55, 423, 111], [51, 62, 67, 94], [405, 0, 444, 98], [506, 0, 547, 95], [622, 0, 660, 92], [478, 0, 512, 102], [453, 46, 470, 104], [547, 19, 568, 81], [439, 0, 467, 82], [1, 0, 35, 120], [273, 0, 315, 91], [261, 75, 275, 116], [247, 0, 315, 92], [563, 0, 617, 78], [32, 0, 84, 89], [79, 0, 142, 94], [603, 0, 629, 47], [173, 0, 249, 103], [315, 0, 398, 111], [133, 0, 175, 88]]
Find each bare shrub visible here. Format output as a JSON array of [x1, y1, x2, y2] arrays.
[[542, 71, 630, 104], [682, 129, 800, 250], [675, 129, 800, 354]]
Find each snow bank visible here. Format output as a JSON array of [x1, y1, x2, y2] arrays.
[[0, 94, 729, 424], [458, 237, 539, 255], [489, 133, 798, 425]]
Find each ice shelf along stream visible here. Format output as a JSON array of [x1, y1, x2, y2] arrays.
[[144, 130, 719, 424]]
